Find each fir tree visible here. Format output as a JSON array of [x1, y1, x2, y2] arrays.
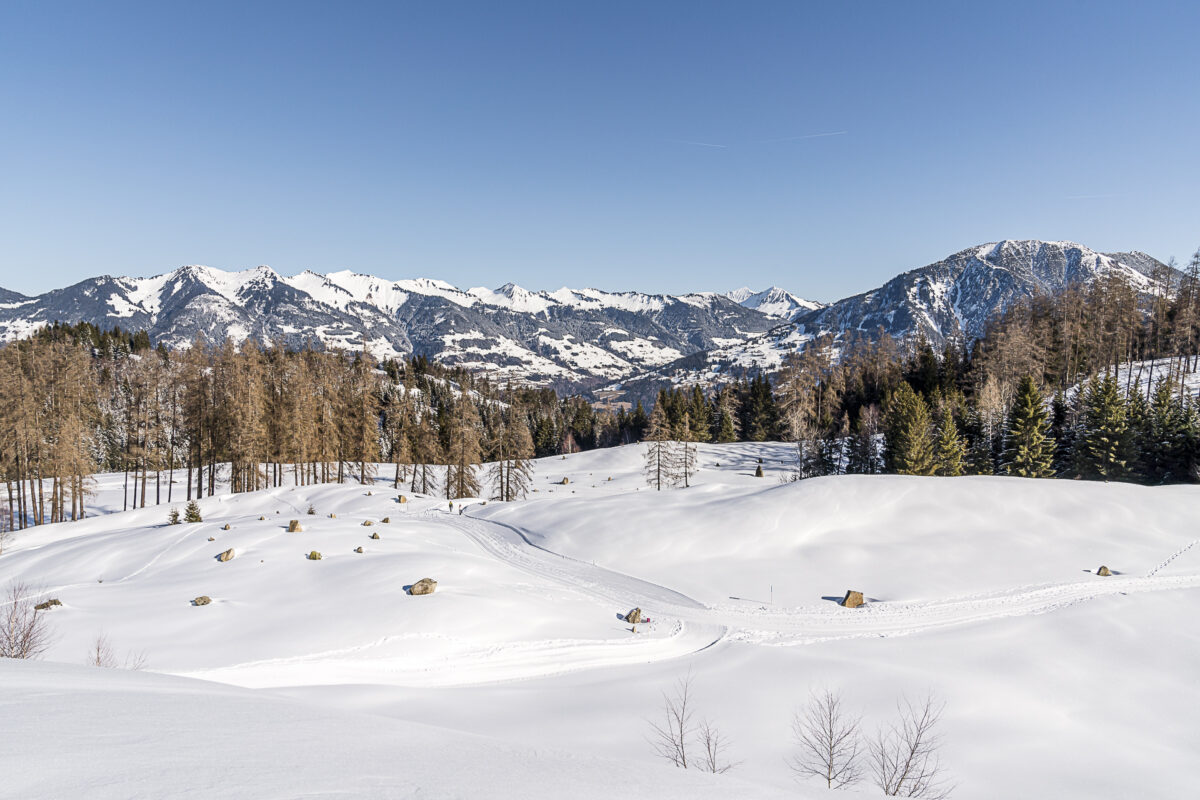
[[933, 404, 966, 477], [167, 507, 180, 525], [1003, 376, 1056, 478], [1076, 374, 1132, 482], [184, 500, 202, 523]]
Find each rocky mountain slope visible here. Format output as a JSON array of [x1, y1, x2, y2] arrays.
[[0, 240, 1169, 391], [609, 241, 1171, 398]]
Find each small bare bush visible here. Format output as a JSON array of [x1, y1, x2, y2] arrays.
[[1, 581, 53, 659], [789, 688, 863, 788], [869, 694, 954, 798], [87, 634, 117, 667], [647, 673, 737, 773], [87, 634, 149, 670]]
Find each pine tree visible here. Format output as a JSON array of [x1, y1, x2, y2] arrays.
[[184, 500, 202, 523], [167, 507, 180, 525], [1002, 376, 1056, 478], [933, 404, 966, 477], [883, 382, 936, 475], [1076, 374, 1132, 481]]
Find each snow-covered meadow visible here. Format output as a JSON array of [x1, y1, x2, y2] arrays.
[[1, 442, 1197, 798]]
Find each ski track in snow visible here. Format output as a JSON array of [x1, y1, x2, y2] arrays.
[[16, 475, 1200, 690], [218, 507, 1198, 684], [442, 511, 1200, 651]]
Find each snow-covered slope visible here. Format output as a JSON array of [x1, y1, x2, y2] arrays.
[[1, 443, 1197, 798]]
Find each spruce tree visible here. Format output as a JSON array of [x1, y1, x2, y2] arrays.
[[933, 404, 966, 476], [1145, 379, 1185, 483], [184, 500, 202, 523], [1076, 374, 1132, 481], [883, 382, 936, 475], [1003, 376, 1056, 478], [1126, 381, 1151, 483], [167, 507, 180, 525]]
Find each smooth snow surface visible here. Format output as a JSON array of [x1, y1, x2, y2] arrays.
[[1, 443, 1197, 798]]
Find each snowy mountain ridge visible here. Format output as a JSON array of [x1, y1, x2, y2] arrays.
[[0, 240, 1171, 391], [608, 240, 1174, 398]]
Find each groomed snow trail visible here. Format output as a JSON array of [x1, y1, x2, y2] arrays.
[[439, 511, 1200, 655]]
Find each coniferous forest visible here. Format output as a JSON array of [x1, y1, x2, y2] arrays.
[[0, 267, 1197, 531]]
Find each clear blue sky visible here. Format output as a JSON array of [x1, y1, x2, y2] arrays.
[[1, 1, 1197, 301]]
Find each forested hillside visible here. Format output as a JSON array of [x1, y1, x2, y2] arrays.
[[1, 263, 1197, 533]]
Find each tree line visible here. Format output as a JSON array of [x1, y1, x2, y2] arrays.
[[643, 261, 1200, 485], [0, 324, 650, 531]]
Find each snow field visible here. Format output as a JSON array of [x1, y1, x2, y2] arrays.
[[1, 441, 1198, 798]]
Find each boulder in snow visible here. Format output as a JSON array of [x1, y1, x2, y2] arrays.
[[34, 598, 62, 611], [842, 590, 865, 608], [624, 607, 643, 624], [1097, 565, 1112, 576], [354, 546, 364, 554], [222, 524, 231, 531], [287, 520, 303, 532], [408, 578, 437, 596], [217, 548, 235, 563], [307, 551, 323, 561], [192, 596, 211, 606], [362, 520, 374, 527]]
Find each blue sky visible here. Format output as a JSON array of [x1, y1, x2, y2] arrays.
[[1, 1, 1197, 300]]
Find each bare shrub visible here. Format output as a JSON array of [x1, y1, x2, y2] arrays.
[[648, 674, 695, 768], [869, 694, 954, 798], [697, 717, 737, 774], [647, 673, 736, 773], [87, 634, 117, 667], [789, 688, 863, 788], [87, 634, 149, 669], [0, 581, 54, 659]]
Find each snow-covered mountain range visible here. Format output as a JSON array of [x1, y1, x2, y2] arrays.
[[0, 240, 1170, 391]]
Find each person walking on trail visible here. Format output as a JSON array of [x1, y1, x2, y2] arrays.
[[448, 501, 453, 513]]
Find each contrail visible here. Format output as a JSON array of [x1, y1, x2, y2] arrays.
[[759, 130, 848, 143], [666, 139, 729, 149]]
